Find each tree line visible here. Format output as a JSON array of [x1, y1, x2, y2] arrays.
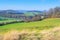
[[44, 7, 60, 18]]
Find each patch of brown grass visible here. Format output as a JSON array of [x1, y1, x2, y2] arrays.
[[1, 27, 60, 40]]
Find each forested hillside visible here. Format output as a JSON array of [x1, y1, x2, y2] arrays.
[[0, 10, 44, 22], [0, 7, 60, 20]]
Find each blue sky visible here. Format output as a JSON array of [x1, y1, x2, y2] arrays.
[[0, 0, 60, 10]]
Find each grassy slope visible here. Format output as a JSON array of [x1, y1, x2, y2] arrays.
[[0, 18, 60, 33]]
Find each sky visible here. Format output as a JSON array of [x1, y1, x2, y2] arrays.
[[0, 0, 60, 10]]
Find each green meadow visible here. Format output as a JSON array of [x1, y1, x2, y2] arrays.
[[0, 18, 60, 33]]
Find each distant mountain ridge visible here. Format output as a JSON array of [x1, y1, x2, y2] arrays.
[[0, 10, 43, 14]]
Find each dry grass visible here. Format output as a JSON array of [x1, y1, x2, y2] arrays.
[[0, 27, 60, 40]]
